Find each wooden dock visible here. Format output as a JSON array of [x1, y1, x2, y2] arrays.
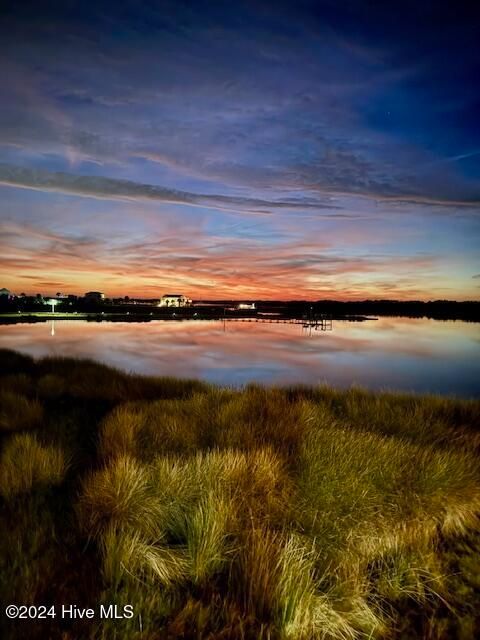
[[224, 316, 333, 330]]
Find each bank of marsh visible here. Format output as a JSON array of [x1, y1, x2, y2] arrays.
[[0, 348, 479, 639]]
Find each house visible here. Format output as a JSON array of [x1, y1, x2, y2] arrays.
[[84, 291, 105, 302], [0, 287, 11, 298], [158, 294, 192, 308], [236, 302, 256, 310]]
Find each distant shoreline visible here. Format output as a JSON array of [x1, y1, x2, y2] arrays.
[[1, 299, 478, 323], [0, 311, 377, 325]]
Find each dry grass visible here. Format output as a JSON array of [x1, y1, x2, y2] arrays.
[[0, 433, 68, 498], [185, 491, 231, 584], [37, 373, 67, 399], [0, 373, 33, 396], [101, 525, 189, 588], [77, 455, 164, 539], [37, 355, 210, 402], [0, 390, 43, 431], [0, 349, 479, 640]]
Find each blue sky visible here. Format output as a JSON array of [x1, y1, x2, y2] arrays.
[[0, 0, 479, 299]]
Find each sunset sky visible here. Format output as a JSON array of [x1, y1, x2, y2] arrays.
[[1, 0, 479, 300]]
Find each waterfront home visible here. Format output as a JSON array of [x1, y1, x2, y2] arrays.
[[158, 294, 192, 307]]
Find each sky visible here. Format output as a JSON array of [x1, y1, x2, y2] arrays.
[[0, 0, 479, 300]]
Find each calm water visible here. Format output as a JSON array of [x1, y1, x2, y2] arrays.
[[0, 318, 479, 397]]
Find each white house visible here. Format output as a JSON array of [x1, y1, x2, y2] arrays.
[[236, 302, 256, 310], [158, 294, 192, 307]]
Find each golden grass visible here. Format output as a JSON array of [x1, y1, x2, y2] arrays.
[[186, 491, 231, 584], [37, 355, 210, 402], [37, 373, 67, 398], [0, 433, 68, 498], [79, 422, 480, 638], [77, 455, 164, 539], [0, 390, 43, 431], [0, 349, 479, 639], [101, 525, 189, 588]]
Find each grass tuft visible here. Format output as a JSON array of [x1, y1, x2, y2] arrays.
[[0, 433, 68, 498], [186, 491, 231, 584], [77, 455, 163, 539], [102, 526, 189, 588], [0, 390, 43, 431]]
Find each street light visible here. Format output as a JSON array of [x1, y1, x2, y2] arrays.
[[47, 298, 59, 314]]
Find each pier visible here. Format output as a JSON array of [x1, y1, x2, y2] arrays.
[[224, 315, 333, 330]]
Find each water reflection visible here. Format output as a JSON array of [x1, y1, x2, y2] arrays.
[[0, 318, 478, 397]]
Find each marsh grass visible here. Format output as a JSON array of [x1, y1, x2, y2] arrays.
[[0, 349, 479, 640], [78, 455, 163, 539], [287, 385, 480, 451], [0, 433, 68, 498], [0, 390, 43, 431], [0, 373, 33, 396], [37, 355, 210, 402]]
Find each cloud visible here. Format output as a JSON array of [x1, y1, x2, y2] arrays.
[[0, 1, 479, 301], [0, 219, 448, 300], [0, 163, 346, 215], [1, 162, 478, 221], [1, 4, 479, 209]]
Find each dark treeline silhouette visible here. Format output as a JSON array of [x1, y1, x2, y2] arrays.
[[1, 295, 478, 322], [198, 299, 480, 322], [263, 299, 480, 322]]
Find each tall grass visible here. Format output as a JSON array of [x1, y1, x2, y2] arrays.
[[37, 355, 210, 402], [0, 433, 67, 498], [0, 390, 43, 431], [0, 373, 33, 396], [186, 491, 231, 584], [78, 455, 163, 539], [0, 348, 479, 640], [101, 525, 189, 588]]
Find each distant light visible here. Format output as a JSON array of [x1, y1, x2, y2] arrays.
[[47, 298, 59, 314]]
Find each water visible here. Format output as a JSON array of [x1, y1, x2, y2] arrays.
[[0, 317, 478, 397]]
